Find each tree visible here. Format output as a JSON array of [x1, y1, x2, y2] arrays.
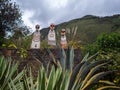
[[0, 0, 22, 47]]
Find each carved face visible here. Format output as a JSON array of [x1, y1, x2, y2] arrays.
[[35, 25, 40, 29], [61, 29, 66, 36], [50, 24, 55, 30]]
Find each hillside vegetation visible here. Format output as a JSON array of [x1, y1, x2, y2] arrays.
[[41, 14, 120, 44]]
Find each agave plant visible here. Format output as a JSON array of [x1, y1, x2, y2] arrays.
[[0, 56, 25, 90], [47, 47, 120, 90], [9, 62, 120, 90], [21, 66, 70, 90]]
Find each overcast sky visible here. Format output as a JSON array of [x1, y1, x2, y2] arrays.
[[14, 0, 120, 31]]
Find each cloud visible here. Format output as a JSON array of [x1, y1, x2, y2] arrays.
[[22, 10, 39, 32], [14, 0, 120, 30], [46, 0, 68, 9]]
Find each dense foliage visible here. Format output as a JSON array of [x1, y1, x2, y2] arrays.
[[97, 32, 120, 51], [83, 32, 120, 54]]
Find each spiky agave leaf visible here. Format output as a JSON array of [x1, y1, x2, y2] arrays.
[[81, 53, 89, 63], [87, 52, 99, 62], [36, 67, 46, 90], [46, 48, 57, 65], [22, 73, 30, 90], [81, 52, 99, 63], [81, 61, 111, 89], [69, 47, 74, 71], [59, 48, 66, 71], [68, 62, 85, 90], [66, 47, 70, 70], [0, 56, 7, 80], [53, 67, 63, 90], [81, 71, 113, 90], [0, 56, 25, 90], [58, 47, 74, 71], [98, 80, 115, 85], [8, 79, 18, 90], [0, 56, 18, 90], [9, 69, 25, 90], [46, 66, 56, 90], [60, 70, 70, 90], [22, 68, 35, 90], [96, 86, 120, 90]]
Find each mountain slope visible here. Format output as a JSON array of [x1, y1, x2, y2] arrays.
[[41, 14, 120, 44]]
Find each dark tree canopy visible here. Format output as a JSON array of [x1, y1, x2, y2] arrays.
[[0, 0, 22, 46]]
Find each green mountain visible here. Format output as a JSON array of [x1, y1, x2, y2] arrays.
[[41, 14, 120, 44]]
